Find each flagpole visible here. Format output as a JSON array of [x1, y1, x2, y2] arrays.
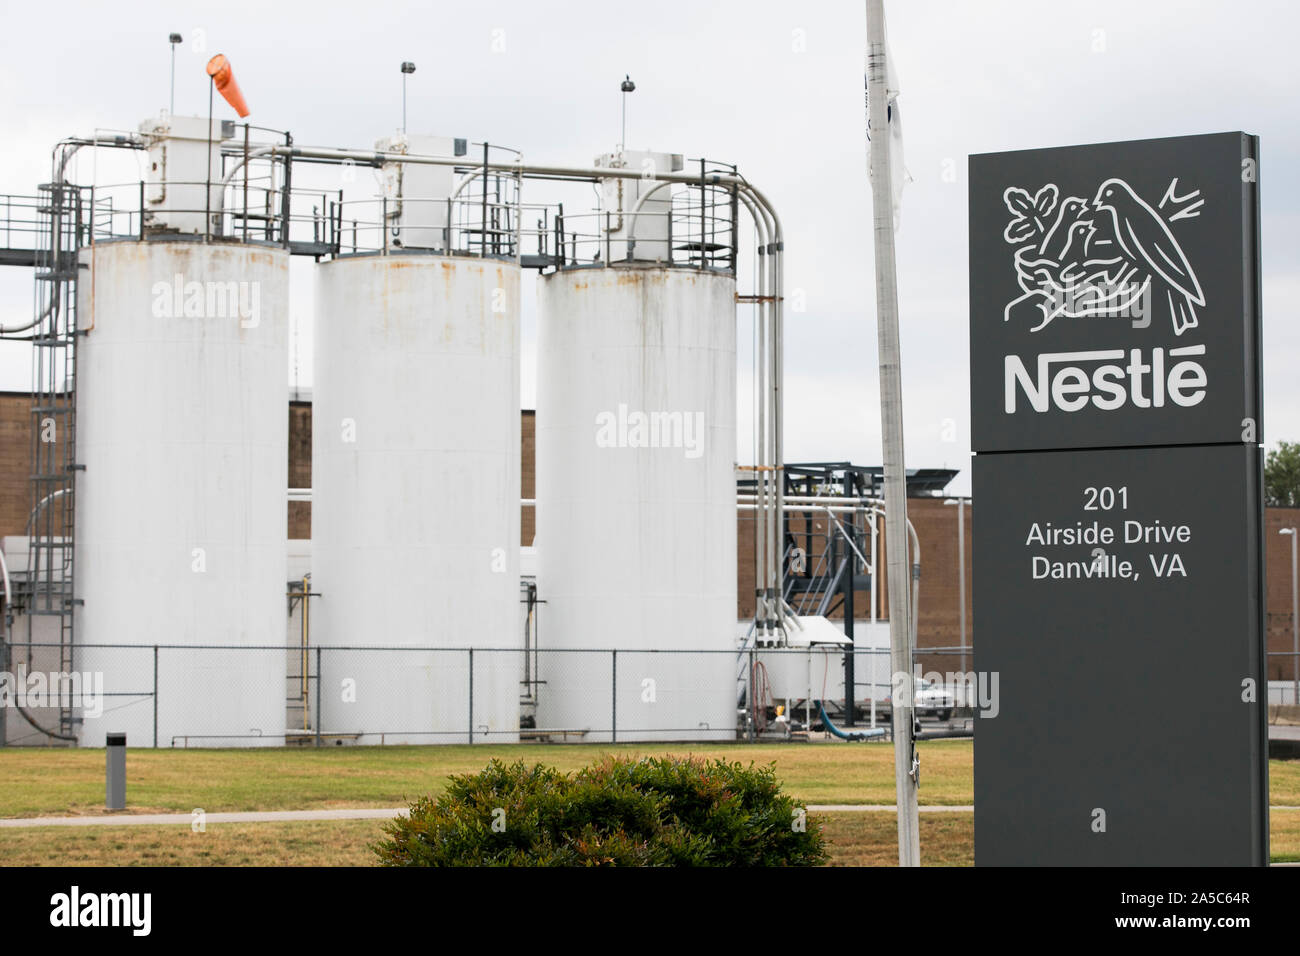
[[865, 0, 921, 867]]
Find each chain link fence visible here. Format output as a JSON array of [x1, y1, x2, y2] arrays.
[[1, 642, 931, 747], [5, 641, 1293, 747]]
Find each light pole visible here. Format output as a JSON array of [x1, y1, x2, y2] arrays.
[[619, 75, 635, 153], [944, 497, 968, 682], [168, 33, 182, 116], [866, 0, 919, 867], [1282, 527, 1298, 706], [400, 62, 416, 134]]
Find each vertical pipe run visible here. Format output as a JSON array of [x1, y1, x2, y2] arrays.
[[480, 143, 489, 258], [205, 79, 214, 240], [957, 500, 967, 679], [748, 648, 756, 741], [755, 247, 768, 642], [729, 187, 738, 274], [279, 132, 293, 249], [314, 646, 322, 747], [699, 159, 705, 269], [242, 124, 249, 242], [667, 205, 673, 266], [152, 646, 158, 748], [741, 187, 781, 642], [771, 226, 785, 636], [1286, 529, 1299, 705], [844, 520, 856, 727], [301, 573, 310, 731], [556, 203, 564, 265], [335, 191, 343, 256], [731, 186, 779, 647], [871, 512, 878, 623]]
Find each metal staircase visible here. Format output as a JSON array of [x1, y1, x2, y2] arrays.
[[782, 465, 878, 621]]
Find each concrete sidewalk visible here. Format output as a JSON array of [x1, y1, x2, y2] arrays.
[[3, 803, 1297, 829], [0, 808, 409, 829], [0, 805, 969, 828]]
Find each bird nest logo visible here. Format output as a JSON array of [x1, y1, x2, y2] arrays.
[[1002, 178, 1205, 335]]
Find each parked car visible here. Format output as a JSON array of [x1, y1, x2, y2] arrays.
[[876, 677, 955, 723], [914, 678, 956, 720]]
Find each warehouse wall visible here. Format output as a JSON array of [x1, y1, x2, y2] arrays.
[[0, 391, 32, 537], [1267, 506, 1300, 686], [288, 399, 311, 540]]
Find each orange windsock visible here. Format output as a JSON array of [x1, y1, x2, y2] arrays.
[[206, 54, 250, 118]]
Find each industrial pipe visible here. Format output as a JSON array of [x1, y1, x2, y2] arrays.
[[816, 700, 887, 740], [0, 298, 56, 336], [220, 140, 787, 633], [0, 545, 77, 743], [1, 141, 88, 335], [741, 502, 920, 652], [0, 547, 11, 617], [219, 144, 738, 197]]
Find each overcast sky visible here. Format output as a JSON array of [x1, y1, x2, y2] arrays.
[[2, 0, 1297, 496]]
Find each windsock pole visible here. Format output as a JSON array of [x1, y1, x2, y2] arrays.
[[202, 55, 251, 239], [865, 0, 920, 867], [205, 73, 214, 239]]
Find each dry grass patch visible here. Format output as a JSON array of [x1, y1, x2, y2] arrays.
[[1, 809, 1296, 866], [820, 812, 974, 866]]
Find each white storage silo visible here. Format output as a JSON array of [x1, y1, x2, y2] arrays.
[[535, 264, 738, 741], [74, 238, 290, 747], [312, 249, 522, 744]]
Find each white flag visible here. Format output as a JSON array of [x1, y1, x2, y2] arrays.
[[865, 14, 910, 230]]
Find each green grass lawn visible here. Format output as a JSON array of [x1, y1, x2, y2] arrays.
[[0, 740, 982, 817], [1, 740, 1297, 818], [2, 741, 1297, 866]]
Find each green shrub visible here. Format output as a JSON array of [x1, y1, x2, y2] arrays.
[[373, 755, 828, 867]]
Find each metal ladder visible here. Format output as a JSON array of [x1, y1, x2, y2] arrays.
[[23, 180, 87, 740]]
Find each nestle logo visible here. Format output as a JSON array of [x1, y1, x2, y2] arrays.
[[1004, 345, 1206, 414]]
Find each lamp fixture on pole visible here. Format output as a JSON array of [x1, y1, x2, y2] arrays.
[[168, 33, 183, 116], [400, 61, 416, 134], [619, 74, 635, 153]]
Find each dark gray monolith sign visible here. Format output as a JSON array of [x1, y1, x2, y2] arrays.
[[969, 132, 1268, 865]]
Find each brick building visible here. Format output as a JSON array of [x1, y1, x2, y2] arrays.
[[0, 391, 1295, 682]]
